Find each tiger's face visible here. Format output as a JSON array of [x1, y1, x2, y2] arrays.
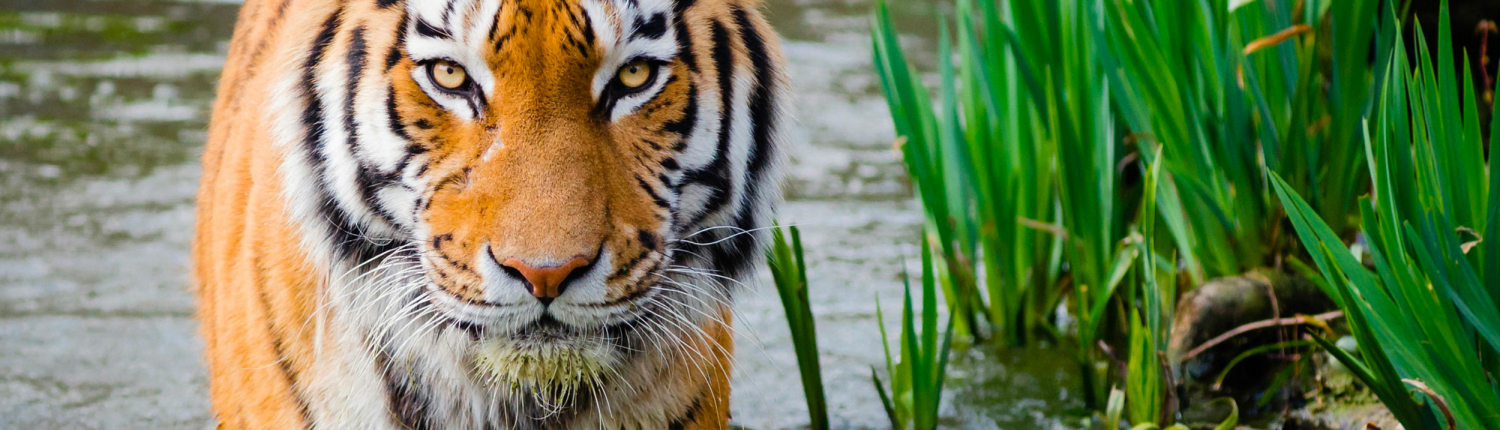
[[396, 0, 681, 335], [314, 0, 784, 404]]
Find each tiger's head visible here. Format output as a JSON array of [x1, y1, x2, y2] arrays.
[[282, 0, 785, 415], [400, 0, 691, 333]]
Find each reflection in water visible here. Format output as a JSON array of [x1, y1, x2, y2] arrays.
[[0, 0, 1080, 428]]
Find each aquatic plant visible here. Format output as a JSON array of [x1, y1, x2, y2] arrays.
[[871, 0, 990, 342], [946, 0, 1065, 349], [871, 0, 1129, 406], [1271, 3, 1500, 427], [765, 225, 830, 430], [1124, 151, 1169, 427], [875, 0, 1160, 407], [872, 241, 954, 430], [869, 0, 1493, 423], [1099, 0, 1388, 283]]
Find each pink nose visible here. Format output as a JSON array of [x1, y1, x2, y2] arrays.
[[500, 256, 592, 302]]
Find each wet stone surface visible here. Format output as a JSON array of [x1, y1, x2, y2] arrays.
[[0, 0, 1081, 428]]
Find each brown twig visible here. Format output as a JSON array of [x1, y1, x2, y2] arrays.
[[1478, 21, 1497, 105], [1265, 278, 1286, 359], [1099, 340, 1126, 378], [1157, 352, 1180, 425], [1402, 379, 1457, 430], [1244, 24, 1313, 56], [1179, 310, 1344, 363], [1305, 115, 1332, 138], [1017, 216, 1067, 239]]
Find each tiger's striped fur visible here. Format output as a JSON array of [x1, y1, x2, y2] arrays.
[[193, 0, 788, 427]]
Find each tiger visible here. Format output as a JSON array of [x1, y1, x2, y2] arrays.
[[191, 0, 787, 426]]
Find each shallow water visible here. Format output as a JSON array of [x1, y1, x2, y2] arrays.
[[0, 0, 1082, 428]]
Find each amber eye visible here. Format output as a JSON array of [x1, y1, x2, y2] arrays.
[[429, 60, 468, 90], [616, 60, 654, 89]]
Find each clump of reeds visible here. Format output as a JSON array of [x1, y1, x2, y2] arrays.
[[859, 0, 1495, 425], [765, 224, 830, 430], [1272, 2, 1500, 426], [872, 241, 953, 430]]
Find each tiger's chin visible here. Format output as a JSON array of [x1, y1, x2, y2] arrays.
[[467, 321, 622, 408]]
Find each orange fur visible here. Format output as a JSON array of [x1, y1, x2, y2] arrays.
[[195, 0, 785, 427]]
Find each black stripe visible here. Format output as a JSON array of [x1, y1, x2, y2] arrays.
[[343, 26, 402, 229], [385, 13, 408, 71], [378, 346, 437, 430], [672, 0, 695, 15], [658, 172, 676, 190], [709, 8, 779, 281], [666, 392, 705, 430], [638, 229, 660, 251], [663, 82, 697, 142], [681, 19, 735, 226], [300, 14, 355, 252], [488, 8, 503, 42], [581, 9, 596, 48], [440, 0, 459, 29], [633, 12, 667, 40], [376, 0, 400, 9], [387, 86, 416, 143], [678, 10, 779, 282], [375, 291, 439, 430], [736, 8, 777, 194], [301, 12, 396, 263], [563, 6, 592, 57], [384, 44, 403, 71], [516, 5, 534, 23], [414, 18, 452, 40], [569, 33, 591, 58], [715, 206, 763, 279], [345, 26, 367, 95], [673, 18, 697, 71], [638, 176, 670, 209]]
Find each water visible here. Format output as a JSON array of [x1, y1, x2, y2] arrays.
[[0, 0, 1083, 428]]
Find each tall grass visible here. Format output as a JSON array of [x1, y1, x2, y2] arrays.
[[872, 0, 1131, 406], [1101, 0, 1389, 282], [871, 0, 985, 342], [1119, 154, 1246, 430], [766, 225, 829, 430], [1024, 0, 1135, 409], [873, 241, 955, 430], [1125, 150, 1170, 427], [867, 0, 1495, 423], [951, 0, 1062, 348], [1271, 3, 1500, 427]]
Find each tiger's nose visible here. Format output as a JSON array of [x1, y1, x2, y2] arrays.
[[499, 256, 592, 303]]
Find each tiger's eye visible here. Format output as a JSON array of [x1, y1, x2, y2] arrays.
[[430, 60, 468, 90], [616, 60, 653, 89]]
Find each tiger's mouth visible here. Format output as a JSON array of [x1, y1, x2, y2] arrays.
[[467, 315, 623, 404], [409, 247, 675, 401]]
